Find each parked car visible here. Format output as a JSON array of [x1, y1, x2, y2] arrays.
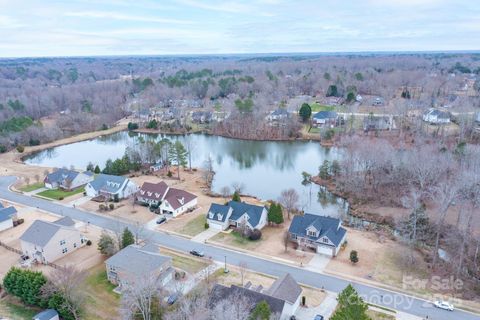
[[167, 293, 179, 305], [190, 249, 204, 257], [314, 315, 324, 320], [289, 316, 296, 320], [156, 217, 167, 224], [434, 300, 454, 311]]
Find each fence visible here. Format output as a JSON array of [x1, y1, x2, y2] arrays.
[[0, 240, 22, 255]]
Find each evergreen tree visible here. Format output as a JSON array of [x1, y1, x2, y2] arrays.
[[232, 191, 241, 202], [399, 203, 431, 245], [94, 165, 101, 174], [98, 231, 117, 256], [330, 160, 341, 176], [268, 203, 284, 225], [319, 160, 330, 179], [121, 227, 135, 249], [168, 141, 188, 179], [250, 300, 271, 320], [350, 250, 359, 264], [331, 284, 371, 320], [3, 267, 47, 306], [299, 103, 312, 122]]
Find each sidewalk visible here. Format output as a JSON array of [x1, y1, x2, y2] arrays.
[[191, 228, 221, 243]]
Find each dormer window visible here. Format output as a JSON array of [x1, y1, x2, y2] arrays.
[[322, 238, 329, 243], [308, 230, 317, 237], [217, 214, 223, 221], [209, 212, 214, 219]]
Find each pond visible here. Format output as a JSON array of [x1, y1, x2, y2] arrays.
[[25, 132, 348, 217]]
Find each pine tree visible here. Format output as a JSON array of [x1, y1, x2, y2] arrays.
[[399, 204, 431, 245], [250, 300, 271, 320], [350, 250, 359, 264], [331, 284, 371, 320], [168, 141, 188, 179], [319, 160, 330, 179], [268, 203, 284, 225], [299, 103, 312, 122], [121, 227, 135, 249], [232, 191, 241, 202]]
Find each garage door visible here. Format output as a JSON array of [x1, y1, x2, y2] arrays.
[[316, 245, 334, 257], [209, 222, 224, 230]]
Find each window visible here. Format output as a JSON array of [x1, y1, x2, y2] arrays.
[[291, 234, 297, 240], [308, 230, 316, 237], [323, 238, 329, 243], [62, 248, 68, 254], [73, 243, 77, 248], [59, 240, 66, 246]]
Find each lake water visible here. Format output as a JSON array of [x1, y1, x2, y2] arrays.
[[25, 132, 348, 216]]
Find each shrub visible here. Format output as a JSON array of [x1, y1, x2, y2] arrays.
[[58, 197, 64, 201], [16, 145, 24, 153], [99, 204, 106, 211], [350, 250, 359, 264], [127, 122, 139, 130], [175, 270, 186, 280], [204, 222, 209, 229], [0, 145, 7, 153], [113, 194, 119, 203], [29, 138, 40, 146], [86, 240, 92, 246], [109, 203, 114, 210], [3, 267, 47, 306], [249, 229, 262, 241], [101, 124, 108, 130], [167, 170, 173, 177]]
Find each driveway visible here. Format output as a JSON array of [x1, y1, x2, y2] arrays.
[[0, 176, 477, 320], [191, 228, 221, 243], [305, 254, 330, 273], [65, 195, 92, 207], [295, 291, 337, 320]]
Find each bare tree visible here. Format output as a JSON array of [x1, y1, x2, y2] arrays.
[[211, 293, 253, 320], [238, 261, 248, 286], [202, 156, 215, 190], [231, 182, 245, 194], [278, 188, 299, 220], [121, 275, 164, 320], [220, 186, 231, 201], [34, 174, 40, 184], [283, 231, 290, 253], [41, 265, 87, 320]]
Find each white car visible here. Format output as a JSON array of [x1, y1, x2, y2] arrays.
[[434, 300, 454, 311]]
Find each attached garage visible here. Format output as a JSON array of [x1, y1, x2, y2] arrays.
[[316, 244, 335, 257]]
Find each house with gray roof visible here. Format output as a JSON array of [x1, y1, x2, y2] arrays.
[[0, 203, 18, 232], [422, 108, 451, 124], [85, 174, 138, 200], [363, 115, 393, 132], [266, 108, 290, 122], [206, 201, 267, 231], [105, 243, 173, 290], [312, 111, 339, 127], [44, 168, 94, 190], [208, 272, 302, 319], [288, 214, 347, 257], [32, 309, 59, 320], [20, 217, 87, 264]]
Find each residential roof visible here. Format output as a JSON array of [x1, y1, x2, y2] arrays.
[[207, 203, 231, 222], [424, 108, 450, 119], [45, 168, 79, 184], [270, 108, 289, 116], [105, 244, 171, 278], [163, 188, 197, 210], [288, 213, 347, 247], [33, 309, 59, 320], [227, 201, 266, 228], [139, 182, 169, 201], [89, 174, 128, 194], [0, 206, 17, 222], [313, 111, 338, 120], [265, 273, 302, 304], [209, 284, 285, 316], [20, 219, 76, 247]]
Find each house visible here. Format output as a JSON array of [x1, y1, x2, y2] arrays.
[[191, 111, 213, 123], [266, 108, 289, 122], [327, 96, 344, 106], [32, 309, 59, 320], [312, 111, 338, 127], [136, 182, 197, 217], [355, 94, 363, 102], [0, 203, 18, 232], [363, 115, 392, 132], [206, 201, 268, 231], [208, 273, 302, 320], [44, 168, 94, 190], [422, 108, 451, 124], [20, 217, 87, 264], [288, 214, 347, 257], [149, 162, 165, 172], [105, 243, 173, 290], [372, 97, 384, 106], [85, 174, 138, 200]]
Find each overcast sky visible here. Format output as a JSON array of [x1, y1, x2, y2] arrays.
[[0, 0, 479, 57]]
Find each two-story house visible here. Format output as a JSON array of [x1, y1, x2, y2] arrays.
[[44, 168, 94, 190], [206, 201, 268, 231], [20, 217, 87, 264], [85, 174, 138, 200], [288, 214, 347, 257]]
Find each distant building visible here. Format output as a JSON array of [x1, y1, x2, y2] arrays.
[[422, 108, 451, 124], [85, 174, 138, 200], [0, 203, 17, 232], [191, 111, 213, 124], [312, 111, 338, 127], [288, 214, 347, 257], [363, 115, 392, 132], [372, 97, 384, 106], [206, 201, 268, 231], [20, 217, 87, 264], [44, 168, 94, 190], [266, 108, 289, 122], [137, 182, 197, 217]]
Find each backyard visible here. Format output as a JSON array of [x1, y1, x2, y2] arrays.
[[0, 296, 39, 320]]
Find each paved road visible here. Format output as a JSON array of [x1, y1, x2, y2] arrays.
[[0, 176, 477, 320]]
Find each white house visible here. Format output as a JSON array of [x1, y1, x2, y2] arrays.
[[44, 168, 94, 190], [206, 201, 267, 231], [0, 204, 17, 232], [422, 108, 451, 124], [288, 214, 347, 257], [85, 174, 138, 200], [136, 182, 197, 217], [20, 216, 87, 264]]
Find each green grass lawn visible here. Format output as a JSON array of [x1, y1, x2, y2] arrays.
[[367, 309, 396, 320], [36, 187, 85, 200], [210, 230, 262, 250], [177, 215, 207, 237], [80, 265, 120, 320], [162, 250, 210, 274], [0, 297, 40, 320], [19, 182, 44, 192], [310, 103, 335, 112]]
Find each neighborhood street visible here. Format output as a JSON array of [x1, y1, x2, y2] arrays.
[[0, 176, 477, 320]]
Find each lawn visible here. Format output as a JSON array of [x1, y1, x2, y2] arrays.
[[36, 187, 85, 200], [19, 182, 44, 192], [162, 249, 210, 274], [0, 296, 39, 320], [367, 309, 396, 320], [210, 230, 262, 250], [177, 214, 207, 237], [310, 103, 335, 112], [80, 265, 120, 320]]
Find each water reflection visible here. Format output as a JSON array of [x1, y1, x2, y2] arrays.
[[25, 132, 345, 215]]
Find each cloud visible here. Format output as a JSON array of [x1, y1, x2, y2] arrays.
[[0, 15, 25, 28], [174, 0, 253, 13], [65, 10, 193, 24]]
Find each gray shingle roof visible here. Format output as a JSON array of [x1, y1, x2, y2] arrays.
[[209, 284, 285, 316], [265, 273, 302, 304], [20, 219, 76, 247], [33, 309, 59, 320], [227, 201, 265, 228], [0, 206, 17, 222], [45, 168, 79, 184], [288, 213, 346, 247], [207, 203, 231, 222], [89, 174, 128, 194], [313, 111, 338, 120], [105, 244, 171, 278], [271, 108, 289, 116]]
